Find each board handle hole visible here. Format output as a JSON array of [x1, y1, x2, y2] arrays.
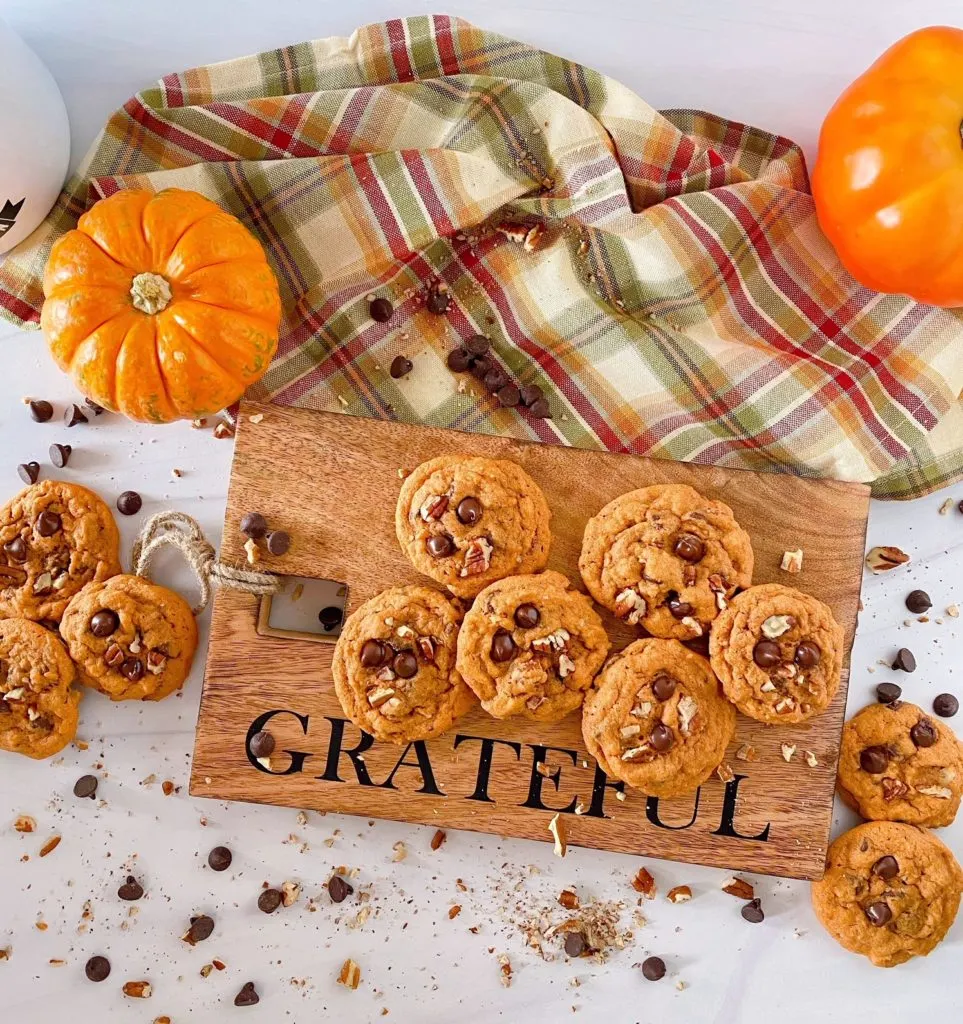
[[256, 576, 348, 644]]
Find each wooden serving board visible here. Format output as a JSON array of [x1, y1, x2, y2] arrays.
[[190, 401, 870, 880]]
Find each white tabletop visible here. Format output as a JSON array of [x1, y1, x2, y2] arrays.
[[1, 1, 962, 1021]]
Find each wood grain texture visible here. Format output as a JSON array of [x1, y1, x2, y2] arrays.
[[190, 401, 870, 880]]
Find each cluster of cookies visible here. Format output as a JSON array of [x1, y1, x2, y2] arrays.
[[333, 456, 844, 800], [811, 700, 963, 967], [0, 480, 197, 759]]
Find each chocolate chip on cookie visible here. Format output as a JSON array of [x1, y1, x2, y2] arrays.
[[910, 717, 938, 748], [490, 630, 516, 663], [859, 746, 890, 773], [875, 682, 902, 704], [514, 603, 540, 628]]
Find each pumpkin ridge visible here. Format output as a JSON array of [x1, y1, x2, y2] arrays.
[[158, 312, 247, 382], [65, 311, 134, 374], [152, 209, 216, 272]]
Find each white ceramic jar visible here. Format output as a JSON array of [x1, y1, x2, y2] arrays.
[[0, 17, 70, 255]]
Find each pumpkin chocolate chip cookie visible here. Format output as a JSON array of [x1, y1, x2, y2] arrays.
[[0, 617, 81, 759], [333, 585, 476, 743], [709, 583, 843, 724], [837, 701, 963, 827], [60, 575, 198, 701], [396, 456, 551, 599], [455, 571, 610, 723], [578, 484, 753, 641], [581, 638, 736, 797], [811, 821, 963, 967], [0, 480, 121, 623]]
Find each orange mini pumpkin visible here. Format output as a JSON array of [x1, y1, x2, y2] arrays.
[[41, 188, 282, 422]]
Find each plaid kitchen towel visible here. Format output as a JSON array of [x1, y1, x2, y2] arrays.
[[2, 15, 962, 499]]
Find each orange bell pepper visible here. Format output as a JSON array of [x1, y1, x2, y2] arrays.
[[812, 26, 963, 307]]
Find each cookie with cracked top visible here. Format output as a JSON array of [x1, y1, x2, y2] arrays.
[[0, 480, 121, 623], [709, 583, 843, 724], [581, 638, 736, 797], [0, 617, 81, 759], [837, 701, 963, 827], [578, 484, 753, 641], [395, 456, 551, 598], [332, 585, 475, 743], [60, 574, 198, 701], [811, 821, 963, 967], [456, 571, 610, 722]]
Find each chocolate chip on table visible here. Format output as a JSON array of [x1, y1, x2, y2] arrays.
[[514, 603, 540, 629], [84, 955, 110, 982], [640, 956, 666, 981], [186, 914, 215, 943], [794, 641, 821, 668], [17, 462, 40, 485], [118, 875, 144, 901], [257, 888, 282, 914], [265, 530, 290, 556], [389, 355, 413, 379], [859, 745, 890, 773], [234, 981, 260, 1007], [84, 398, 105, 416], [360, 640, 389, 668], [496, 383, 521, 407], [892, 648, 916, 672], [652, 673, 676, 701], [905, 590, 932, 614], [527, 396, 552, 419], [116, 490, 142, 516], [393, 650, 418, 679], [48, 443, 72, 469], [563, 931, 586, 958], [871, 855, 899, 880], [426, 288, 450, 314], [875, 682, 902, 704], [73, 774, 98, 799], [89, 609, 119, 638], [864, 901, 892, 927], [741, 898, 765, 923], [465, 335, 491, 357], [650, 723, 675, 752], [369, 297, 393, 323], [4, 536, 27, 562], [121, 658, 144, 682], [673, 534, 705, 563], [240, 512, 268, 539], [426, 533, 455, 558], [490, 630, 517, 663], [911, 718, 939, 748], [250, 731, 276, 758], [327, 874, 354, 903], [446, 348, 472, 372], [519, 384, 543, 407], [319, 606, 343, 631], [456, 496, 483, 525], [934, 693, 959, 718], [36, 510, 61, 537], [752, 640, 782, 668], [29, 400, 53, 423], [63, 404, 88, 427], [208, 846, 232, 871]]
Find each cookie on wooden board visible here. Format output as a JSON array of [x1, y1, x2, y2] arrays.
[[60, 574, 198, 701], [709, 583, 843, 724], [837, 701, 963, 827], [811, 821, 963, 967], [578, 483, 753, 641], [581, 638, 736, 798], [0, 617, 81, 759], [0, 480, 121, 623], [396, 455, 551, 598], [332, 585, 476, 743], [456, 570, 610, 723]]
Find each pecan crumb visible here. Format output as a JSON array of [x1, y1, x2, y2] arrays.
[[558, 889, 579, 910], [497, 953, 513, 988], [39, 835, 61, 857], [13, 815, 36, 833], [667, 885, 692, 904], [337, 958, 361, 990], [391, 841, 407, 862], [780, 548, 803, 574], [736, 744, 758, 762], [123, 981, 152, 999], [722, 876, 755, 900], [430, 829, 447, 851], [631, 867, 656, 899], [448, 905, 462, 919], [780, 743, 796, 762], [865, 546, 910, 574], [548, 813, 567, 858], [716, 762, 735, 783]]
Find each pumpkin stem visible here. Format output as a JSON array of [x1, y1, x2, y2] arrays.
[[130, 272, 173, 315]]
